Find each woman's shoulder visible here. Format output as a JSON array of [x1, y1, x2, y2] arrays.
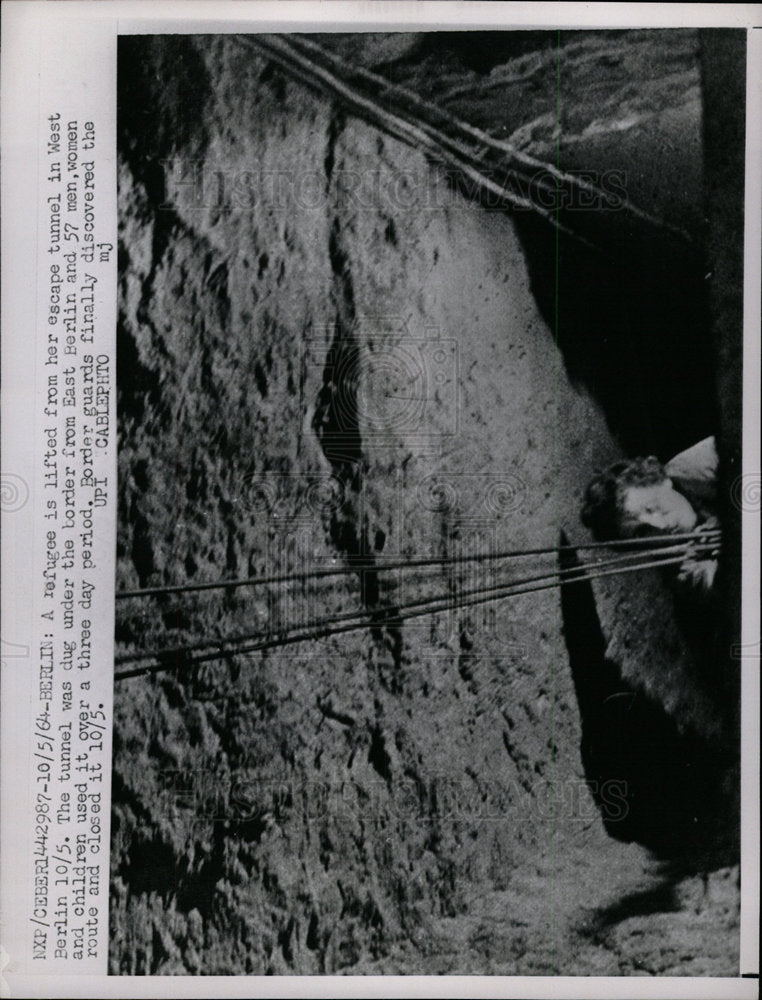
[[665, 436, 718, 509]]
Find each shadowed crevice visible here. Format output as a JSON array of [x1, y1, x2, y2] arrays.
[[514, 214, 715, 460], [558, 531, 737, 868], [311, 211, 403, 669]]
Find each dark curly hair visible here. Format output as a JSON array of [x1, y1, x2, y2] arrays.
[[581, 456, 667, 540]]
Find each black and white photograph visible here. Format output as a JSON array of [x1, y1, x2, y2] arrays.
[[108, 26, 748, 977]]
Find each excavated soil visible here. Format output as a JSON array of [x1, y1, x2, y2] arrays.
[[110, 32, 740, 975]]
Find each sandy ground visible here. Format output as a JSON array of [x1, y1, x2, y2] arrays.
[[110, 32, 740, 975]]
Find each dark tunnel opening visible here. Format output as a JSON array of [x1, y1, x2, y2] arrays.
[[513, 211, 717, 463], [558, 531, 739, 869]]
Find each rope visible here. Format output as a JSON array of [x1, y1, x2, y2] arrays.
[[115, 549, 702, 680], [243, 34, 693, 246], [284, 35, 649, 212], [115, 529, 720, 600], [114, 541, 718, 679], [242, 35, 593, 248]]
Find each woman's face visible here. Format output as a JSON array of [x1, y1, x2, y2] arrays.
[[619, 478, 698, 536]]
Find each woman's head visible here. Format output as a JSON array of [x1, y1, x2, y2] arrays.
[[582, 455, 698, 540]]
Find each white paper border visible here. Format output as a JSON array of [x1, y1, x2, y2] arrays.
[[2, 2, 759, 997]]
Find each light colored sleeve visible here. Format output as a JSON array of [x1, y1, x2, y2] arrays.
[[665, 436, 718, 512]]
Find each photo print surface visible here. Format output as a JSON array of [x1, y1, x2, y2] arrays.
[[110, 29, 745, 975]]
